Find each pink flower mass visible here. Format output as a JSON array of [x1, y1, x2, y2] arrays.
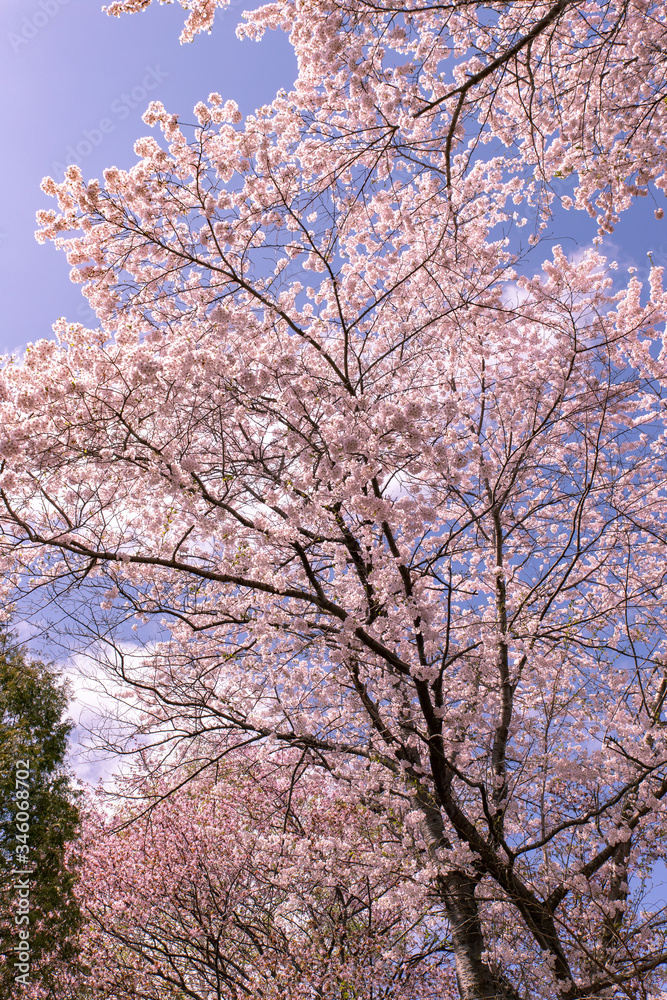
[[3, 0, 667, 997]]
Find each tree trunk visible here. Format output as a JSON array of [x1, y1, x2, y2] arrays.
[[440, 871, 520, 1000]]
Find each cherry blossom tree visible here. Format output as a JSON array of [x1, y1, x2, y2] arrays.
[[47, 750, 455, 1000], [1, 0, 667, 997]]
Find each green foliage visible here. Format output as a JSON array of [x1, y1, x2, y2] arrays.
[[0, 632, 82, 995]]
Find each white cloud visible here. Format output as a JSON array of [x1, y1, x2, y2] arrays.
[[59, 641, 155, 788]]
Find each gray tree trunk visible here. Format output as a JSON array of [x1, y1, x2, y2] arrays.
[[440, 871, 520, 1000]]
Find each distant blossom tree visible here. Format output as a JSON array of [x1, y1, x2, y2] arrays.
[[1, 0, 667, 996], [53, 749, 455, 1000]]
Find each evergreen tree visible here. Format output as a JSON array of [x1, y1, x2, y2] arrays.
[[0, 633, 81, 996]]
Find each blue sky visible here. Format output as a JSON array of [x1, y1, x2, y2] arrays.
[[0, 0, 296, 356]]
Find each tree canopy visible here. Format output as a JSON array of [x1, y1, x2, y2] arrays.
[[2, 0, 667, 996]]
